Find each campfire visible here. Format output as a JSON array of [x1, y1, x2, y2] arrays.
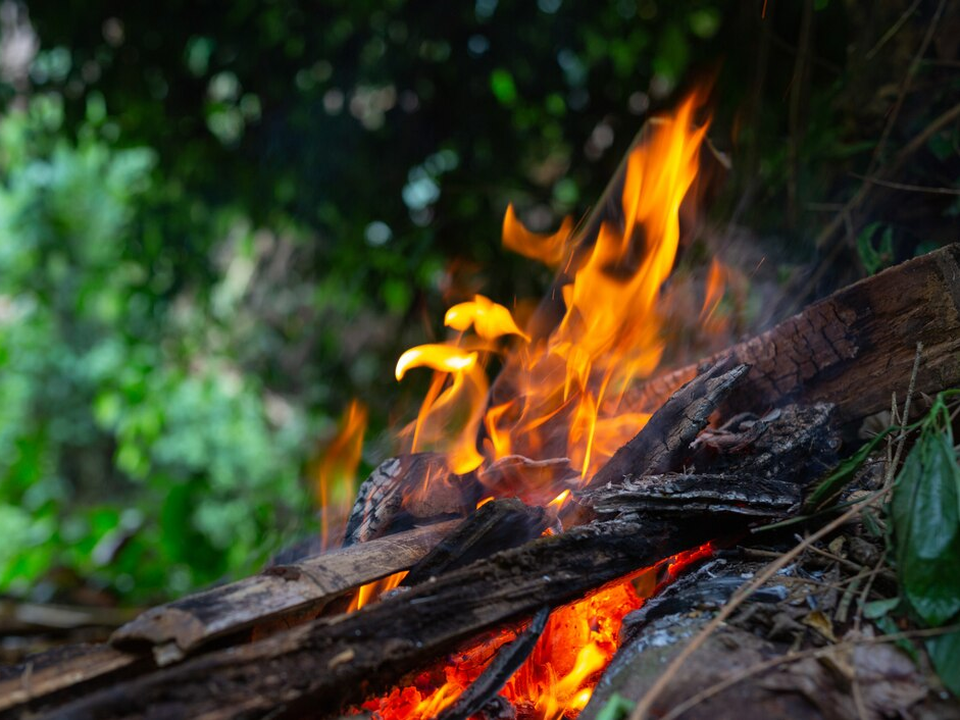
[[4, 88, 960, 720], [340, 90, 719, 719]]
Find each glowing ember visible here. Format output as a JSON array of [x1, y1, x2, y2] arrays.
[[353, 544, 714, 720]]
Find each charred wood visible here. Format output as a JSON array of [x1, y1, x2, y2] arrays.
[[587, 362, 749, 489], [580, 473, 801, 518], [686, 403, 840, 482], [41, 516, 728, 720], [344, 454, 479, 546], [0, 644, 148, 716], [402, 499, 549, 586]]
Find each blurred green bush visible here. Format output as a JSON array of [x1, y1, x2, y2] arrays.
[[0, 96, 312, 602]]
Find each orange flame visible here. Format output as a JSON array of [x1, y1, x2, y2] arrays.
[[445, 294, 530, 341], [364, 90, 721, 719], [502, 203, 575, 267], [699, 257, 728, 335], [395, 93, 710, 488], [490, 93, 708, 482], [315, 400, 368, 551], [347, 570, 409, 613]]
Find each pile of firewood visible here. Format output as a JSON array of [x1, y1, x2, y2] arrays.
[[2, 244, 959, 720]]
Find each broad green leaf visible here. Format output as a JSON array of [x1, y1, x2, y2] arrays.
[[891, 431, 960, 626], [927, 629, 960, 696]]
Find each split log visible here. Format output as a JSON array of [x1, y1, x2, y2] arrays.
[[110, 520, 457, 664], [587, 362, 749, 489], [686, 403, 840, 481], [41, 516, 734, 720], [581, 402, 839, 517], [628, 243, 960, 426]]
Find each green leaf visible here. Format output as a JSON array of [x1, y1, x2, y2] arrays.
[[891, 430, 960, 626], [856, 222, 894, 275], [595, 693, 636, 720], [927, 628, 960, 696], [863, 597, 900, 619], [804, 426, 894, 512]]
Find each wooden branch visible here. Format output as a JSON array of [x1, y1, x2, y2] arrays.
[[580, 474, 801, 518], [0, 644, 147, 715], [43, 517, 727, 720], [587, 362, 749, 489], [110, 520, 457, 664], [627, 244, 960, 425], [402, 499, 549, 586]]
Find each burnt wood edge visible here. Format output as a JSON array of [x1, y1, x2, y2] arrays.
[[581, 474, 803, 518], [402, 498, 549, 586], [587, 362, 749, 489]]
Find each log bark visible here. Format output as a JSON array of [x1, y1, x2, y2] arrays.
[[581, 473, 802, 518], [39, 516, 731, 720], [0, 644, 147, 715], [110, 520, 457, 663], [627, 243, 960, 426]]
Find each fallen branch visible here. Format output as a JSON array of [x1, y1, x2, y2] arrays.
[[110, 520, 458, 663]]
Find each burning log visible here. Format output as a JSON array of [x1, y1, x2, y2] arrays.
[[344, 454, 480, 546], [629, 243, 960, 427], [582, 402, 841, 514], [587, 361, 749, 489], [402, 498, 550, 586]]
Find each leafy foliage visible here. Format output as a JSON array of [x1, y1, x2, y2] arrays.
[[0, 98, 312, 602], [888, 392, 960, 694]]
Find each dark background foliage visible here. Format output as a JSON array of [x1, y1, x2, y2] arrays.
[[0, 0, 957, 604]]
